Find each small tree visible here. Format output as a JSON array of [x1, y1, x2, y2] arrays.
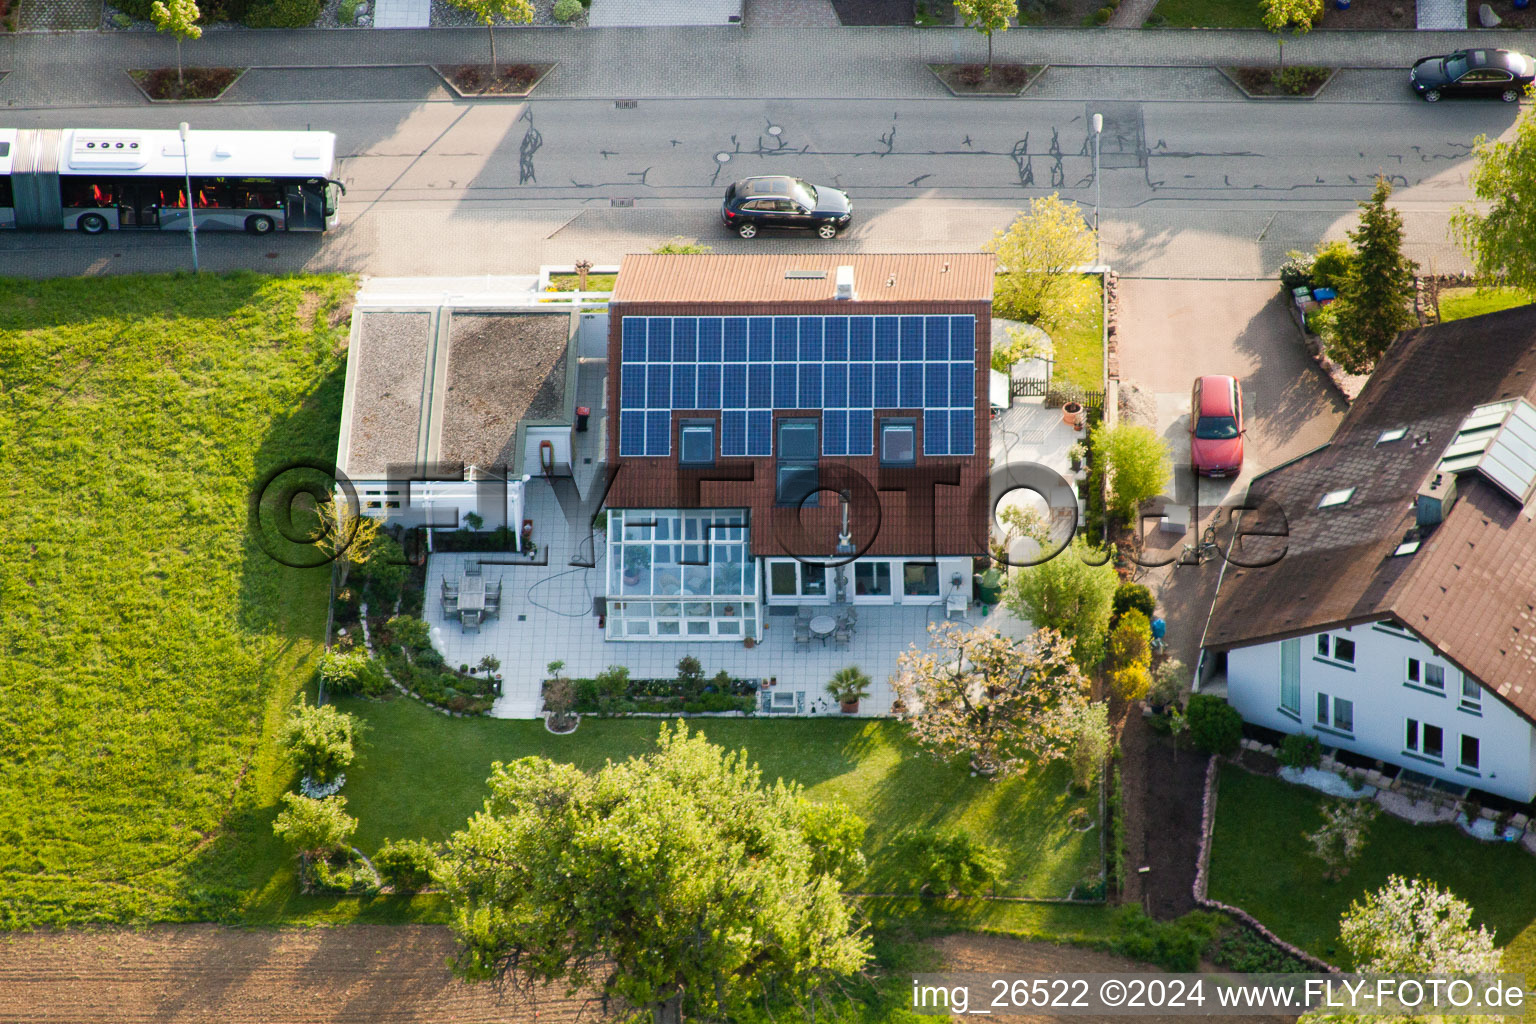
[[1107, 610, 1153, 702], [1184, 694, 1241, 755], [272, 793, 357, 858], [150, 0, 202, 88], [1259, 0, 1322, 71], [1304, 799, 1378, 882], [896, 826, 1005, 897], [892, 623, 1089, 777], [1006, 535, 1119, 670], [281, 700, 361, 784], [1067, 700, 1111, 792], [1323, 178, 1419, 375], [953, 0, 1016, 79], [985, 193, 1099, 332], [1337, 876, 1501, 974], [441, 0, 534, 76], [1110, 582, 1156, 627], [1148, 659, 1187, 709], [676, 655, 705, 696], [374, 838, 438, 893], [311, 492, 381, 587], [1092, 423, 1172, 525], [1453, 104, 1536, 295]]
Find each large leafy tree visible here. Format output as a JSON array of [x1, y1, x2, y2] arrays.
[[892, 623, 1089, 776], [1324, 178, 1419, 375], [435, 724, 870, 1024], [953, 0, 1016, 78], [441, 0, 534, 76], [1006, 535, 1118, 670], [1260, 0, 1322, 71], [1452, 103, 1536, 295], [985, 193, 1099, 332]]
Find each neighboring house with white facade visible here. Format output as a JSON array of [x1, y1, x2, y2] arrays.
[[1201, 306, 1536, 802]]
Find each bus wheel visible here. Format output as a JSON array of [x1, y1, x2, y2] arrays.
[[78, 213, 108, 235], [245, 215, 276, 235]]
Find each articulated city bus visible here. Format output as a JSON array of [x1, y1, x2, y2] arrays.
[[0, 127, 343, 235]]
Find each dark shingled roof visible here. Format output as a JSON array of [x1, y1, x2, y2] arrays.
[[1205, 304, 1536, 712]]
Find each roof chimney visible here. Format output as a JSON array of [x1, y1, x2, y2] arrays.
[[835, 265, 856, 300], [1416, 470, 1458, 530]]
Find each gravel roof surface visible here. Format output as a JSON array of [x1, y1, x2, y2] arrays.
[[347, 312, 433, 477], [439, 312, 570, 471]]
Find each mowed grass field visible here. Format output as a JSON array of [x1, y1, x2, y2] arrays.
[[338, 698, 1103, 903], [0, 273, 354, 927]]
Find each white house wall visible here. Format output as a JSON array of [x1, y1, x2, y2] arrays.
[[1225, 624, 1536, 802]]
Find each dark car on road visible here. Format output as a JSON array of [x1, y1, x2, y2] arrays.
[[721, 176, 852, 239], [1411, 48, 1534, 102]]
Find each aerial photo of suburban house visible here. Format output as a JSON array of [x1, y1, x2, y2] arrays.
[[602, 252, 996, 644], [1200, 305, 1536, 801]]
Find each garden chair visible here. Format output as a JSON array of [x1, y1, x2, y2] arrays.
[[795, 606, 813, 627], [442, 579, 459, 598], [838, 606, 857, 626], [460, 609, 482, 633], [832, 627, 852, 649], [794, 624, 813, 649], [442, 595, 459, 616]]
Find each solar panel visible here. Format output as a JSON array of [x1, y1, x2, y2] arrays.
[[774, 317, 797, 360], [774, 363, 797, 407], [615, 314, 977, 458]]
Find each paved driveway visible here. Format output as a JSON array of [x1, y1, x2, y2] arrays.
[[1115, 279, 1347, 672]]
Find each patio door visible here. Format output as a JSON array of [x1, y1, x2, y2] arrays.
[[767, 559, 828, 602], [853, 561, 893, 602]]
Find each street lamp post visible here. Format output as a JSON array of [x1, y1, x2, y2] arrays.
[[1091, 112, 1103, 267], [179, 121, 199, 273]]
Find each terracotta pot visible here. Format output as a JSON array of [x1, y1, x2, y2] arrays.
[[840, 699, 860, 714], [1061, 401, 1083, 428]]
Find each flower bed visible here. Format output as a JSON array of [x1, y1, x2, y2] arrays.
[[129, 67, 244, 101], [435, 63, 555, 98], [371, 613, 498, 715], [927, 63, 1043, 96], [1220, 65, 1334, 99], [546, 663, 759, 717]]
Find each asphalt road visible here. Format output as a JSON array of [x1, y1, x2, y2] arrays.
[[0, 94, 1510, 277]]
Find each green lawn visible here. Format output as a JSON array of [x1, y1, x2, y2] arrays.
[[0, 272, 354, 928], [992, 275, 1104, 394], [1438, 286, 1534, 323], [1207, 767, 1536, 976], [549, 272, 617, 291], [338, 696, 1103, 900], [1147, 0, 1265, 27]]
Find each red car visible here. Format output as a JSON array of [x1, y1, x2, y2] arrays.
[[1189, 375, 1245, 477]]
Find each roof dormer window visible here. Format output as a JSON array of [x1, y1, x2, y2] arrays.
[[1319, 487, 1356, 509]]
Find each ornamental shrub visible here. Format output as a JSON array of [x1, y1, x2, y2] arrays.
[[374, 838, 438, 893], [242, 0, 318, 26], [1310, 239, 1356, 291], [897, 827, 1004, 897], [1110, 582, 1156, 627], [1278, 732, 1322, 769], [1186, 694, 1242, 755], [1279, 249, 1315, 291], [387, 614, 431, 652], [553, 0, 582, 20], [318, 649, 370, 694]]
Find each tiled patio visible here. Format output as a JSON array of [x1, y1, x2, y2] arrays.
[[424, 477, 1034, 718]]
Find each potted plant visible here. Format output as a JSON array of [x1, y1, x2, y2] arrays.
[[1069, 441, 1087, 472], [1061, 401, 1084, 429], [622, 546, 649, 586], [827, 666, 872, 714]]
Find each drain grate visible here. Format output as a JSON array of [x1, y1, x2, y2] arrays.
[[615, 99, 638, 108], [611, 198, 634, 208]]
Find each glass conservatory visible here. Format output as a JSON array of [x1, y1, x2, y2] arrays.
[[605, 508, 760, 641]]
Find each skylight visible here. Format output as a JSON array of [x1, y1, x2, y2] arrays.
[[1377, 428, 1408, 444], [1393, 540, 1421, 556], [1319, 487, 1356, 509]]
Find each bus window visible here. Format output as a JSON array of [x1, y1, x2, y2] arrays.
[[324, 182, 340, 217], [193, 180, 235, 209], [237, 185, 281, 209], [61, 178, 117, 208], [0, 175, 12, 208]]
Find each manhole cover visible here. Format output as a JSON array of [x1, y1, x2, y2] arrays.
[[715, 152, 731, 163], [615, 99, 638, 108], [611, 198, 634, 207]]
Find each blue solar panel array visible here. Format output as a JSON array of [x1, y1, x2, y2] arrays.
[[619, 315, 976, 459]]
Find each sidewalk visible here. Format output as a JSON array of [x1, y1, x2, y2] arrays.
[[2, 25, 1534, 106]]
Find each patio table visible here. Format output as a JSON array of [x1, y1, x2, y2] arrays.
[[458, 574, 485, 615], [809, 615, 837, 641]]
